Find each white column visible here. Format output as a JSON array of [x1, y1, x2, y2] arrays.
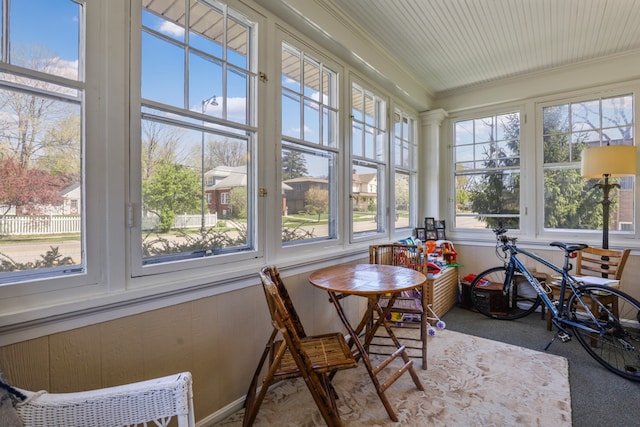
[[419, 109, 448, 220]]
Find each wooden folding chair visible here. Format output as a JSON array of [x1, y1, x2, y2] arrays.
[[243, 266, 358, 427]]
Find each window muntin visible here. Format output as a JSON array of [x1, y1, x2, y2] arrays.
[[139, 0, 255, 268], [281, 42, 338, 244], [542, 94, 635, 232], [0, 0, 84, 284], [392, 109, 416, 230], [351, 83, 387, 236], [454, 113, 521, 230]]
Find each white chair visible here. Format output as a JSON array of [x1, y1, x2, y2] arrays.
[[15, 372, 195, 427]]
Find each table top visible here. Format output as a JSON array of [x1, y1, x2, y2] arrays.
[[309, 263, 427, 295]]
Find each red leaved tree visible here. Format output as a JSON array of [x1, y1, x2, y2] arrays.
[[0, 157, 64, 217]]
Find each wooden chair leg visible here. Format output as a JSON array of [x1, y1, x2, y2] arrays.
[[420, 306, 428, 369], [243, 331, 284, 427], [299, 370, 343, 427]]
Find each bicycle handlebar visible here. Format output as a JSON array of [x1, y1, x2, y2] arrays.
[[492, 224, 516, 247]]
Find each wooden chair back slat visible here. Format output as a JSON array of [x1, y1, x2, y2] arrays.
[[576, 247, 630, 280]]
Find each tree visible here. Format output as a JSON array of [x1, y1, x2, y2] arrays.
[[394, 175, 409, 211], [37, 115, 81, 178], [468, 114, 520, 229], [282, 149, 308, 180], [142, 120, 184, 181], [0, 46, 78, 170], [142, 163, 201, 232], [542, 106, 600, 230], [228, 187, 247, 219], [0, 157, 64, 219], [206, 138, 247, 170], [304, 187, 328, 220]]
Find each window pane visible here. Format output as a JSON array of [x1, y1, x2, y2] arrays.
[[352, 162, 384, 234], [304, 99, 320, 144], [141, 119, 250, 262], [226, 15, 249, 69], [544, 169, 603, 230], [394, 172, 410, 229], [142, 31, 185, 107], [189, 52, 223, 118], [542, 94, 635, 233], [10, 0, 81, 80], [352, 121, 363, 157], [282, 47, 301, 92], [454, 112, 520, 230], [228, 68, 248, 124], [282, 145, 336, 243], [281, 43, 338, 245], [0, 0, 84, 284], [303, 57, 320, 98], [351, 85, 362, 121], [282, 92, 301, 139], [392, 109, 416, 231], [322, 107, 337, 148], [0, 90, 83, 281], [140, 0, 255, 267]]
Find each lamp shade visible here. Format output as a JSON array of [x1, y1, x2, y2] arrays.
[[581, 145, 637, 178]]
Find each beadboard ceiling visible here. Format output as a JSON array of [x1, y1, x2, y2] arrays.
[[269, 0, 640, 95]]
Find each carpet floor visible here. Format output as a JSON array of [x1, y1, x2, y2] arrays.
[[216, 328, 571, 426]]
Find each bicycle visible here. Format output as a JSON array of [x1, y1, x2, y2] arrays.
[[469, 225, 640, 381]]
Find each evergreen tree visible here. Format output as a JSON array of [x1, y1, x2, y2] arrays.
[[542, 106, 601, 230], [282, 150, 308, 180], [469, 114, 520, 229]]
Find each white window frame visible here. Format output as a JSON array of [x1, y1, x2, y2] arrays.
[[451, 109, 522, 232], [0, 0, 113, 326], [391, 106, 417, 235], [129, 0, 261, 279], [279, 40, 340, 247], [537, 90, 636, 240], [350, 78, 389, 241]]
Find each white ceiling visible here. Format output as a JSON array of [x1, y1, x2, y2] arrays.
[[273, 0, 640, 96]]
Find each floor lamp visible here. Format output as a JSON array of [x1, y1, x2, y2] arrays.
[[581, 145, 637, 249]]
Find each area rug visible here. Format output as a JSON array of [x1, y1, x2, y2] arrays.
[[216, 329, 571, 426]]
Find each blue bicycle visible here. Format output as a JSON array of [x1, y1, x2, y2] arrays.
[[469, 225, 640, 381]]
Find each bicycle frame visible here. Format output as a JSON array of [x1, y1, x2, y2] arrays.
[[502, 245, 604, 334]]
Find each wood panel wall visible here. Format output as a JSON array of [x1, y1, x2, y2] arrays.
[[0, 269, 364, 423]]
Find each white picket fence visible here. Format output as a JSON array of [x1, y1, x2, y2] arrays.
[[1, 213, 218, 235], [0, 215, 81, 235]]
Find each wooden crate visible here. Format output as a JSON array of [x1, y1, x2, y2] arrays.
[[424, 267, 459, 320]]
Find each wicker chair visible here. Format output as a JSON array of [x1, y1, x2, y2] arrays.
[[243, 266, 358, 427], [15, 372, 195, 427], [369, 243, 429, 369]]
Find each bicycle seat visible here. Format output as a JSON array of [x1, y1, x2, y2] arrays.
[[550, 241, 588, 254]]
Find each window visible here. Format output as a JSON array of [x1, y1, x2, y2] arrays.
[[280, 42, 338, 244], [351, 83, 387, 236], [392, 109, 417, 231], [454, 112, 521, 230], [0, 0, 84, 284], [542, 94, 634, 232], [136, 0, 256, 271]]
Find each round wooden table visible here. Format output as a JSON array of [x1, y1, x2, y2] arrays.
[[309, 263, 426, 422], [309, 263, 427, 295]]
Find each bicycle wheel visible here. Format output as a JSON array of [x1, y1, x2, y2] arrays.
[[469, 266, 542, 320], [568, 285, 640, 381]]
